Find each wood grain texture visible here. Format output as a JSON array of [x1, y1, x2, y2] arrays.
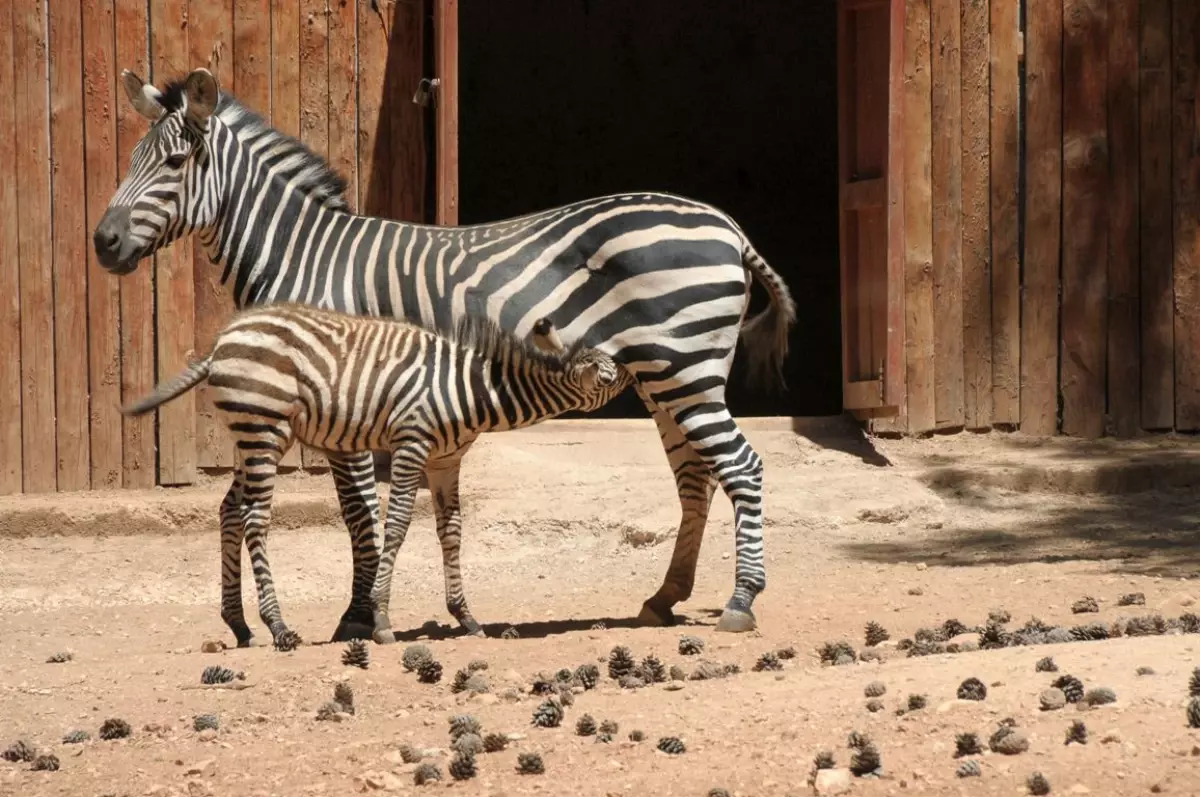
[[960, 0, 991, 429], [1107, 0, 1139, 437], [0, 0, 22, 494], [1140, 0, 1174, 430], [14, 0, 58, 493], [989, 0, 1020, 425], [50, 0, 92, 490], [358, 0, 391, 216], [232, 0, 271, 112], [390, 0, 427, 223], [272, 0, 301, 138], [1021, 0, 1063, 436], [1173, 0, 1200, 430], [436, 0, 459, 225], [328, 0, 359, 212]]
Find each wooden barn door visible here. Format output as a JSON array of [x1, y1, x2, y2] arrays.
[[836, 0, 905, 415]]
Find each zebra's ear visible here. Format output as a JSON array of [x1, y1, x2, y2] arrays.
[[183, 68, 219, 128], [121, 70, 164, 122], [577, 362, 600, 394]]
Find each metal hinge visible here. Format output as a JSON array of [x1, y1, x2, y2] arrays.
[[413, 78, 440, 107]]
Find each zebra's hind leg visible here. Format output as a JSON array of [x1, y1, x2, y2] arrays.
[[426, 456, 484, 637], [219, 472, 255, 647], [327, 451, 384, 642], [367, 439, 430, 644], [634, 391, 718, 628]]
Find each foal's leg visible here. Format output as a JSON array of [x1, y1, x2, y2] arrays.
[[426, 452, 484, 636], [368, 438, 431, 644], [328, 451, 385, 642], [218, 472, 254, 647]]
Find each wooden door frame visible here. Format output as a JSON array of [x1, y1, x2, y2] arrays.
[[435, 0, 459, 226]]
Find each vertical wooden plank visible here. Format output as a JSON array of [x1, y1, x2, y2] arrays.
[[272, 0, 301, 138], [191, 0, 236, 471], [904, 0, 936, 434], [233, 0, 271, 113], [1106, 0, 1139, 437], [1140, 0, 1174, 430], [960, 0, 991, 430], [151, 0, 196, 484], [1021, 0, 1063, 436], [990, 0, 1020, 425], [435, 0, 459, 226], [116, 0, 155, 488], [930, 0, 964, 429], [881, 0, 908, 424], [83, 0, 124, 489], [0, 0, 22, 494], [1174, 0, 1200, 430], [389, 0, 426, 223], [328, 0, 359, 212], [14, 0, 57, 493], [49, 0, 91, 490], [358, 0, 391, 215]]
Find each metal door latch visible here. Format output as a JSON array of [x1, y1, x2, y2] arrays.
[[413, 78, 440, 107]]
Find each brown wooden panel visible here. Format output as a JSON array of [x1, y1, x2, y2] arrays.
[[358, 0, 390, 216], [1021, 0, 1063, 436], [50, 0, 92, 490], [152, 0, 196, 484], [115, 0, 155, 488], [0, 1, 21, 494], [83, 0, 124, 489], [191, 0, 236, 471], [1060, 0, 1109, 439], [960, 0, 991, 430], [15, 0, 57, 493], [931, 0, 964, 429], [1174, 0, 1200, 430], [841, 178, 887, 210], [1107, 0, 1139, 437], [903, 0, 935, 434], [233, 0, 271, 113], [1140, 0, 1174, 430], [436, 0, 459, 225], [989, 0, 1020, 425], [328, 0, 359, 212]]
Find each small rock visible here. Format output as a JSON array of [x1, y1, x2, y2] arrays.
[[915, 563, 927, 571], [1150, 784, 1164, 794], [186, 782, 213, 797], [1068, 785, 1091, 794], [1039, 689, 1067, 711], [990, 728, 1030, 755], [813, 768, 853, 796], [184, 759, 215, 777], [908, 587, 924, 596], [200, 640, 225, 654], [197, 729, 218, 742], [664, 682, 685, 691]]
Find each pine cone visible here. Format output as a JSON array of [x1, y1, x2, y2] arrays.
[[1124, 614, 1168, 636], [452, 733, 484, 756], [864, 681, 887, 698], [599, 719, 619, 735], [1187, 697, 1200, 729], [957, 677, 987, 701], [316, 701, 348, 721], [979, 621, 1009, 650], [608, 646, 636, 679], [45, 651, 73, 664], [595, 732, 614, 744], [724, 662, 742, 676], [812, 750, 836, 771], [628, 730, 645, 742], [753, 652, 783, 672], [907, 694, 927, 711], [1027, 772, 1051, 796], [678, 635, 705, 656], [574, 663, 600, 690], [399, 744, 423, 763], [556, 683, 575, 706], [342, 640, 370, 669], [1069, 623, 1108, 641], [669, 664, 687, 682], [941, 618, 970, 638], [555, 668, 574, 683], [688, 660, 726, 681], [618, 674, 646, 690], [864, 621, 890, 647], [463, 673, 490, 694], [866, 699, 884, 713], [1065, 720, 1087, 745], [1084, 686, 1116, 706], [531, 699, 564, 728], [530, 673, 556, 695], [1189, 667, 1200, 698], [850, 741, 881, 776], [1071, 596, 1099, 614], [846, 731, 871, 750], [1, 740, 35, 762], [988, 725, 1030, 755], [657, 736, 686, 755], [907, 639, 946, 658], [956, 759, 981, 778], [500, 626, 520, 639], [448, 714, 482, 741], [575, 714, 596, 736], [61, 730, 89, 745], [448, 752, 476, 781], [708, 789, 733, 797], [192, 714, 219, 732], [639, 655, 667, 683], [451, 668, 473, 693], [273, 629, 302, 652], [200, 665, 241, 685], [416, 659, 443, 684], [1117, 592, 1145, 606], [413, 762, 442, 785], [1035, 656, 1058, 673], [1137, 665, 1156, 676], [98, 718, 131, 741], [482, 733, 508, 753], [401, 644, 432, 672], [1052, 675, 1085, 703], [818, 641, 856, 664], [1181, 613, 1200, 634], [777, 646, 798, 660], [955, 732, 982, 757], [516, 752, 544, 774], [333, 681, 355, 712], [31, 754, 60, 772], [467, 659, 489, 672], [989, 609, 1012, 624]]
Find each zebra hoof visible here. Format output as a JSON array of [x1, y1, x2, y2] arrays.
[[330, 621, 375, 643], [636, 600, 677, 627], [714, 608, 757, 634]]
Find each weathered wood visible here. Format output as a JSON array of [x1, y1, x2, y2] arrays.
[[1173, 0, 1200, 430], [390, 0, 427, 224], [960, 0, 991, 429], [1060, 0, 1109, 439], [930, 0, 964, 429], [989, 0, 1019, 425], [14, 0, 57, 493], [1107, 0, 1139, 436], [50, 0, 92, 490], [272, 0, 301, 138], [1140, 0, 1174, 430], [1021, 0, 1063, 436], [328, 0, 359, 213], [152, 0, 196, 484], [0, 1, 22, 494], [903, 0, 936, 434], [358, 0, 392, 215], [436, 0, 459, 225], [232, 0, 271, 112]]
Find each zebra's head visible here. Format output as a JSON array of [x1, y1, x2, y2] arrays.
[[93, 68, 222, 274], [566, 349, 628, 411]]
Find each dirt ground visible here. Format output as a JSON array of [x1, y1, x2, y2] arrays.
[[2, 417, 1200, 797]]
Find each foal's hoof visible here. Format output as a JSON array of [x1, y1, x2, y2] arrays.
[[636, 600, 677, 627], [714, 608, 757, 634], [331, 621, 375, 643]]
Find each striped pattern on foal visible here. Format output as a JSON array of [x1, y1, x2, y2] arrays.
[[123, 304, 630, 647]]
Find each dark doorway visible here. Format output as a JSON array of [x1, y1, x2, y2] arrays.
[[458, 0, 840, 417]]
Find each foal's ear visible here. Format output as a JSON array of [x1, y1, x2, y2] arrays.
[[578, 362, 600, 394], [183, 68, 220, 128], [121, 70, 165, 122]]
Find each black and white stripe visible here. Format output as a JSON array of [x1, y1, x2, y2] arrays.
[[94, 67, 796, 637], [122, 304, 630, 647]]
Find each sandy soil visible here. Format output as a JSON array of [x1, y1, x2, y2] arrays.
[[2, 418, 1199, 797]]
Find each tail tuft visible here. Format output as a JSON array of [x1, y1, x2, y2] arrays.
[[121, 357, 212, 416], [739, 245, 797, 391]]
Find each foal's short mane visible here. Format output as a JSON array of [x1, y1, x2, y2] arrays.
[[449, 314, 584, 370], [157, 78, 351, 211]]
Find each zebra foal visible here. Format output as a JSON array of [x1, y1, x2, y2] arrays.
[[122, 304, 630, 649]]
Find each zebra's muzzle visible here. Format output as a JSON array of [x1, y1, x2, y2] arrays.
[[93, 206, 145, 273]]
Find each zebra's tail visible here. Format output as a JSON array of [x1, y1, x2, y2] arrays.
[[739, 242, 797, 390], [120, 356, 213, 417]]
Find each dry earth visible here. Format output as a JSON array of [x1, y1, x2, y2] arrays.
[[2, 418, 1200, 797]]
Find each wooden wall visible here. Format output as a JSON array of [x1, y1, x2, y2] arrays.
[[878, 0, 1200, 438], [0, 0, 433, 494]]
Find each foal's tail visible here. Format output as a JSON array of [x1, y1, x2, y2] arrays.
[[121, 356, 213, 416]]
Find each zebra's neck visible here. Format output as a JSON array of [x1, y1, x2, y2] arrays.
[[476, 349, 582, 432]]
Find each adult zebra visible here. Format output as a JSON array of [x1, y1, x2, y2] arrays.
[[93, 68, 796, 638]]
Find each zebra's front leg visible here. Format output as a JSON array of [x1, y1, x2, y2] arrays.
[[327, 451, 384, 642], [367, 442, 429, 644], [218, 473, 255, 647], [426, 456, 484, 637]]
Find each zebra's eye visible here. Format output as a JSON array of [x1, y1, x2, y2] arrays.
[[165, 153, 188, 169]]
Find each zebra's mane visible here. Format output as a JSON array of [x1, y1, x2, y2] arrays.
[[157, 79, 351, 211], [448, 315, 583, 370]]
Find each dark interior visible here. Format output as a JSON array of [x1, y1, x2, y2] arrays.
[[458, 0, 840, 417]]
